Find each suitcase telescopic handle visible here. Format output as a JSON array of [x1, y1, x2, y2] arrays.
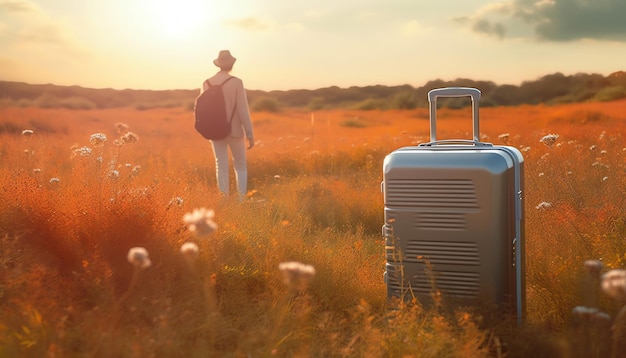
[[427, 87, 481, 143]]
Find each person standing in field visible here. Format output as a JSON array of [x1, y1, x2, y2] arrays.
[[202, 50, 255, 201]]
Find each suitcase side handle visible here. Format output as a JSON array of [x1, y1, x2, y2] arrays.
[[427, 87, 481, 142], [418, 139, 493, 147]]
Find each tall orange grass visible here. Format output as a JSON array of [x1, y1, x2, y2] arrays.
[[0, 100, 625, 357]]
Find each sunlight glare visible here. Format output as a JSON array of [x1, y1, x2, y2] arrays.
[[146, 0, 214, 39]]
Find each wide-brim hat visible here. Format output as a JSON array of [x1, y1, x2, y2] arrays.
[[214, 50, 236, 68]]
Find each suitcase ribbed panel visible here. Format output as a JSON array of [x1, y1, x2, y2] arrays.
[[416, 212, 467, 230], [414, 271, 480, 297], [386, 269, 480, 298], [386, 178, 479, 209], [403, 241, 480, 265]]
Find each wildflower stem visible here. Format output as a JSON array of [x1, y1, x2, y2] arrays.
[[612, 304, 626, 358]]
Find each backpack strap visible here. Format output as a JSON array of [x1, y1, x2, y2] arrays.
[[206, 76, 234, 88], [225, 77, 237, 124], [220, 76, 235, 86]]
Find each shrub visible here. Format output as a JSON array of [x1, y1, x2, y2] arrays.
[[59, 96, 97, 110], [252, 97, 279, 112], [354, 98, 386, 111], [35, 93, 62, 108], [308, 96, 325, 111], [0, 120, 21, 134], [593, 85, 626, 102], [341, 117, 367, 128], [391, 91, 417, 110], [134, 100, 183, 111]]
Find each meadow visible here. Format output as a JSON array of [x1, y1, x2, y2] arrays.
[[0, 99, 625, 357]]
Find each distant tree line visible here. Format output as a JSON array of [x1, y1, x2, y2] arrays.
[[1, 71, 624, 111]]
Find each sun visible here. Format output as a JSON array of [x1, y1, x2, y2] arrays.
[[144, 0, 213, 39]]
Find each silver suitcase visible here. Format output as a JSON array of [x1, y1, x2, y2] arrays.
[[382, 87, 525, 323]]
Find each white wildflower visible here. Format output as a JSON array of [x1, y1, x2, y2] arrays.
[[73, 146, 93, 157], [90, 133, 107, 147], [498, 133, 509, 144], [274, 175, 281, 180], [183, 208, 217, 238], [33, 168, 41, 174], [278, 261, 316, 290], [602, 177, 609, 182], [49, 177, 60, 185], [127, 247, 151, 269], [180, 242, 199, 257], [108, 170, 120, 179], [521, 146, 531, 153], [601, 269, 626, 301], [535, 202, 552, 210], [539, 134, 559, 148], [115, 122, 129, 134], [168, 197, 184, 208], [590, 145, 597, 151], [22, 129, 34, 136], [120, 132, 139, 144], [131, 165, 141, 176]]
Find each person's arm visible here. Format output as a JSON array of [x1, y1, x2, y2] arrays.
[[236, 80, 255, 149]]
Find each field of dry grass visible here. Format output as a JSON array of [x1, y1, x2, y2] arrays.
[[1, 100, 625, 357]]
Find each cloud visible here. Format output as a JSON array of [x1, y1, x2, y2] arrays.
[[0, 0, 88, 55], [461, 0, 626, 42], [0, 0, 40, 13], [532, 0, 626, 41], [471, 19, 507, 39], [223, 17, 272, 31]]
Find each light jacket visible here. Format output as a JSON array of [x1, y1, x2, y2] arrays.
[[202, 71, 254, 139]]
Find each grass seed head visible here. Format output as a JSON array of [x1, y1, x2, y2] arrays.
[[540, 133, 559, 148], [535, 201, 553, 210], [183, 208, 217, 238], [180, 242, 199, 257], [601, 269, 626, 301], [127, 247, 151, 269], [278, 261, 316, 290]]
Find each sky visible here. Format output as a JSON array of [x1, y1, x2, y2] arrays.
[[1, 0, 626, 91]]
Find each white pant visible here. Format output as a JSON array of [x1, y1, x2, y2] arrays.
[[211, 135, 247, 198]]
